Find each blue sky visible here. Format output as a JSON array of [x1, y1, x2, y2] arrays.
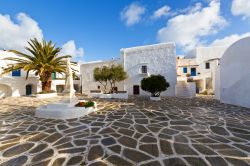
[[0, 0, 250, 62]]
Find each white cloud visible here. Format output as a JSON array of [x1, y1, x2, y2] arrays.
[[0, 13, 43, 52], [0, 12, 84, 63], [231, 0, 250, 19], [121, 3, 145, 26], [61, 40, 84, 61], [152, 5, 171, 19], [210, 32, 250, 46], [157, 0, 227, 52]]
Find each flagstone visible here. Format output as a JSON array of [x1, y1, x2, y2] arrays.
[[0, 96, 250, 165]]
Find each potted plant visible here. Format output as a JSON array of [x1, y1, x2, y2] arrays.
[[141, 75, 169, 101], [75, 101, 95, 108]]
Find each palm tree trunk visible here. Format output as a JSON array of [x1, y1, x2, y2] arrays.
[[42, 81, 52, 92], [40, 72, 52, 92]]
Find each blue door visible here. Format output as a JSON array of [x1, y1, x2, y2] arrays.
[[26, 85, 32, 96], [191, 68, 196, 76]]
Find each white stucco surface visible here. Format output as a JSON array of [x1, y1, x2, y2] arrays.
[[36, 101, 96, 119], [219, 37, 250, 108], [80, 60, 124, 94], [121, 43, 177, 96]]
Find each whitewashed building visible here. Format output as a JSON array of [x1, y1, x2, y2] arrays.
[[215, 37, 250, 108], [81, 43, 177, 97], [0, 50, 80, 98], [177, 46, 228, 93]]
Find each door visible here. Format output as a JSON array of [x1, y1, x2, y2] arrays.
[[133, 85, 140, 95], [191, 68, 196, 76], [26, 85, 32, 96]]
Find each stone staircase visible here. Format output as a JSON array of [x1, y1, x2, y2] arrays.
[[175, 81, 196, 98]]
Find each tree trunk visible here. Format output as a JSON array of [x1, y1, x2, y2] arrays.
[[40, 72, 52, 92], [42, 81, 52, 92]]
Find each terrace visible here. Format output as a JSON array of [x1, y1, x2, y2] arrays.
[[0, 96, 249, 165]]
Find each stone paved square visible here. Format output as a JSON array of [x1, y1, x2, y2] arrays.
[[0, 96, 250, 166]]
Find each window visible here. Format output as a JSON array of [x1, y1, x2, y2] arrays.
[[205, 62, 210, 69], [191, 68, 196, 76], [12, 70, 21, 77], [52, 72, 56, 80], [141, 65, 147, 74], [183, 67, 187, 73]]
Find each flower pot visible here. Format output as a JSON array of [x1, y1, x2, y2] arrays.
[[150, 96, 161, 101]]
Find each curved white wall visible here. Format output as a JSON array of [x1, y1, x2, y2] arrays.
[[0, 84, 12, 98], [220, 37, 250, 108]]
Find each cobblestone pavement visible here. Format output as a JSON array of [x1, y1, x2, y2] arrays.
[[0, 96, 250, 166]]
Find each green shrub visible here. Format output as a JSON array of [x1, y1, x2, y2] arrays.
[[84, 101, 95, 107], [141, 75, 169, 97]]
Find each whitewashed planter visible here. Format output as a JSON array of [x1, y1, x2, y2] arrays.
[[36, 93, 57, 99], [150, 96, 161, 101], [89, 93, 101, 98], [100, 93, 112, 99], [112, 93, 128, 99], [35, 101, 97, 119], [98, 93, 128, 99]]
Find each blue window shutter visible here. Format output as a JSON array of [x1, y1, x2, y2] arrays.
[[191, 68, 196, 76], [183, 67, 187, 73], [12, 70, 21, 76], [52, 72, 56, 80]]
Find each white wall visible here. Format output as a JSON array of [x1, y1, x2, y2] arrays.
[[219, 37, 250, 108], [121, 43, 177, 96], [0, 76, 40, 97], [80, 60, 124, 94], [214, 65, 220, 100]]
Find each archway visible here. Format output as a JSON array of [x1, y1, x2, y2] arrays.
[[0, 84, 12, 98]]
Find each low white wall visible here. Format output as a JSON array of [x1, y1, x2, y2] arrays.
[[90, 92, 128, 99], [36, 93, 57, 99]]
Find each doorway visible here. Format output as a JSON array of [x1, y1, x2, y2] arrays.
[[191, 68, 196, 76], [133, 85, 140, 95], [26, 85, 32, 96]]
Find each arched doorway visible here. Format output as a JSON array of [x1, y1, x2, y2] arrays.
[[0, 84, 12, 98], [26, 84, 34, 96]]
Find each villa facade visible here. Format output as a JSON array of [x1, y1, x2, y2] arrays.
[[176, 46, 228, 93], [81, 43, 177, 97], [0, 50, 80, 98]]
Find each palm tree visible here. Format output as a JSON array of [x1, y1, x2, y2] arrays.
[[1, 38, 72, 92]]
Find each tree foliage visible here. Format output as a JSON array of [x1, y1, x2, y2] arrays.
[[141, 75, 169, 97], [109, 64, 127, 92], [93, 66, 110, 93], [1, 38, 73, 92], [93, 64, 127, 93]]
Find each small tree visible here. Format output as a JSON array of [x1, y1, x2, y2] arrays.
[[141, 75, 169, 97], [109, 64, 127, 93], [93, 66, 110, 93], [93, 64, 127, 93]]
